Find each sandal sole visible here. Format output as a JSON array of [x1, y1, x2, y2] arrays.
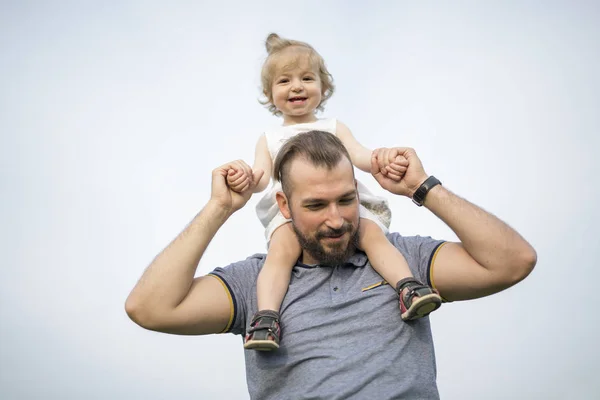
[[401, 293, 442, 321], [244, 340, 279, 351]]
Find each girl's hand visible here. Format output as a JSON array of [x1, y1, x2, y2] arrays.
[[226, 164, 253, 193], [385, 155, 409, 182], [372, 148, 409, 181]]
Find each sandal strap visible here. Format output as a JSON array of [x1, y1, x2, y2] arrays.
[[248, 319, 278, 333], [250, 310, 280, 322], [396, 277, 428, 293], [396, 278, 437, 308], [247, 310, 281, 335]]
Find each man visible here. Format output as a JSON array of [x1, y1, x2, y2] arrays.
[[126, 131, 536, 399]]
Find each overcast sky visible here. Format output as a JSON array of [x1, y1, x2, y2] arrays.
[[1, 1, 599, 399]]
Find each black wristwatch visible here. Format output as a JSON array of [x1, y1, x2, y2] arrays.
[[412, 176, 441, 207]]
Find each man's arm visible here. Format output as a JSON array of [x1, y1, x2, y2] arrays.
[[423, 185, 537, 301], [125, 161, 263, 334], [371, 148, 537, 302]]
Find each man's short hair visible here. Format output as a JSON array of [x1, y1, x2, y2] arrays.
[[273, 130, 354, 197]]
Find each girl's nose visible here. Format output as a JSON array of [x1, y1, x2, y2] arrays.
[[291, 80, 304, 92]]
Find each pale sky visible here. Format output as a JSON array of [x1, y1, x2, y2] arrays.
[[1, 1, 599, 399]]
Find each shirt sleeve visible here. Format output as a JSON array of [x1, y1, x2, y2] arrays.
[[388, 233, 447, 292], [208, 253, 264, 335]]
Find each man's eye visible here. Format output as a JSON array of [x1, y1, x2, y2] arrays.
[[340, 198, 355, 204], [306, 204, 323, 210]]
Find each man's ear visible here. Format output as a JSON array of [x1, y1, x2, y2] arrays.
[[276, 191, 292, 219]]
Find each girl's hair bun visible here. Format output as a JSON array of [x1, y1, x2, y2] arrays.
[[265, 33, 284, 54]]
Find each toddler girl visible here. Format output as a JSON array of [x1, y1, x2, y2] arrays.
[[227, 33, 442, 351]]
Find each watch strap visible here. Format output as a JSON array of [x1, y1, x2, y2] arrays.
[[412, 176, 441, 207]]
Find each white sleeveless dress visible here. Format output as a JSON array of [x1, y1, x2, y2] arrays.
[[255, 118, 392, 243]]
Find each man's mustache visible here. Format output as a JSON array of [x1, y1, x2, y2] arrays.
[[316, 224, 353, 239]]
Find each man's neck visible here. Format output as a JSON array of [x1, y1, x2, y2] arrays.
[[299, 251, 318, 266]]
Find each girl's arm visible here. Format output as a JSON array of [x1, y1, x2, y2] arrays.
[[252, 134, 273, 193], [336, 121, 374, 173]]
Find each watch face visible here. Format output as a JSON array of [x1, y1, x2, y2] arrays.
[[412, 189, 425, 206]]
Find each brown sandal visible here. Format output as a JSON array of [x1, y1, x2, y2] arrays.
[[396, 278, 442, 321], [244, 310, 281, 351]]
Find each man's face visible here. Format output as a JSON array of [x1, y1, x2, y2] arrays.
[[277, 157, 360, 266]]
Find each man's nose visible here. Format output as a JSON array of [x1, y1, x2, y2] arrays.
[[325, 204, 344, 230]]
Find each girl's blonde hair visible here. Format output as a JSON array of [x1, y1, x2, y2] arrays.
[[260, 33, 335, 116]]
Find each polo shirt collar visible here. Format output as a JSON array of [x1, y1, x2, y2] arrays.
[[296, 250, 368, 268]]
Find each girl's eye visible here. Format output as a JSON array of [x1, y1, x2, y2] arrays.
[[278, 79, 289, 84], [303, 76, 314, 81]]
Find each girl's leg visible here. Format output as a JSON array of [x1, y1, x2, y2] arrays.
[[257, 222, 301, 311], [359, 218, 442, 321], [245, 222, 300, 351], [359, 218, 412, 286]]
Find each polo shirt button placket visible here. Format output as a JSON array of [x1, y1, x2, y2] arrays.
[[330, 266, 343, 302]]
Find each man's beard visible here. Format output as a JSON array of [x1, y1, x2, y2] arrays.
[[291, 218, 360, 266]]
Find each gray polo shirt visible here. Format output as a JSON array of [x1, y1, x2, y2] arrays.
[[210, 232, 446, 400]]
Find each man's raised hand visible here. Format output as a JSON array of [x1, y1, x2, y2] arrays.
[[211, 160, 264, 214], [371, 147, 429, 198]]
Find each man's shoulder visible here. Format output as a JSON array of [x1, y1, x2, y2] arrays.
[[244, 253, 267, 263], [386, 231, 438, 244], [229, 253, 266, 268], [210, 253, 265, 278], [386, 232, 446, 258]]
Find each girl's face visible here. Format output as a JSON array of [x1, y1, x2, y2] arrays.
[[270, 55, 323, 124]]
